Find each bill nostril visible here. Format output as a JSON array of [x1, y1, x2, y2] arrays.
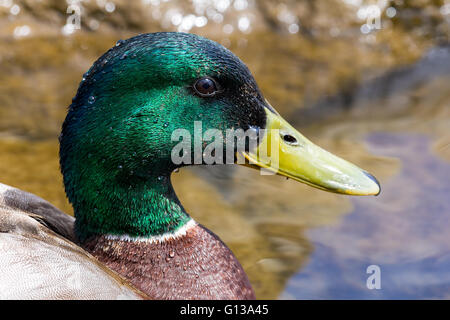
[[282, 133, 298, 145]]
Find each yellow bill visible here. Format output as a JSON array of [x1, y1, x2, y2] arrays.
[[240, 106, 380, 196]]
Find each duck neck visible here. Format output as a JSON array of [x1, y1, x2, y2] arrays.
[[74, 173, 191, 243]]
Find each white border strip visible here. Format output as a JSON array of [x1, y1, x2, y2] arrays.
[[105, 218, 197, 244]]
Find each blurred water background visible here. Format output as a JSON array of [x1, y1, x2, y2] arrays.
[[0, 0, 449, 299]]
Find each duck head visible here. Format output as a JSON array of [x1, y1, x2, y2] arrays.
[[60, 32, 379, 241]]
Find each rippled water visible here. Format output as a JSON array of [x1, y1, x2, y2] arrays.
[[283, 133, 450, 299], [0, 0, 449, 299]]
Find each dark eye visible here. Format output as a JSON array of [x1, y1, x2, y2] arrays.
[[193, 77, 219, 97]]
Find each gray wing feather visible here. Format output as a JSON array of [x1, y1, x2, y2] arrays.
[[0, 183, 145, 300]]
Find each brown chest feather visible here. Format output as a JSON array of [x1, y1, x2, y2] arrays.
[[82, 224, 255, 300]]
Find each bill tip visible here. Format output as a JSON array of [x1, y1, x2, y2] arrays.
[[363, 171, 381, 196]]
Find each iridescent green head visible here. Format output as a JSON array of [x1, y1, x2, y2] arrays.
[[60, 32, 268, 240]]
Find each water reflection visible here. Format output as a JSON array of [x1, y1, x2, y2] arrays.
[[283, 133, 450, 299]]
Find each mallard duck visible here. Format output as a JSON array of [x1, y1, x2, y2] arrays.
[[0, 32, 380, 300]]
